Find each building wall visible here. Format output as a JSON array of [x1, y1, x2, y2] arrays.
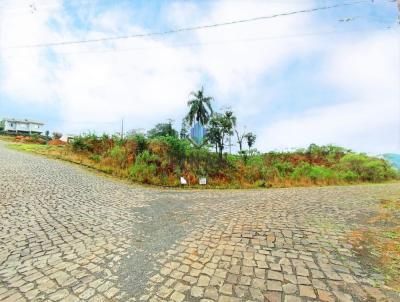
[[4, 121, 17, 132], [190, 122, 206, 145], [4, 121, 43, 134]]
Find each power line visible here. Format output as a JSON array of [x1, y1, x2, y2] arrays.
[[3, 0, 373, 49], [2, 26, 394, 60]]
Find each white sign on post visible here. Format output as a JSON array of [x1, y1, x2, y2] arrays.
[[199, 178, 207, 185], [180, 177, 187, 185]]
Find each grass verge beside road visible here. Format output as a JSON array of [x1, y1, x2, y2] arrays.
[[6, 143, 129, 180], [347, 199, 400, 291]]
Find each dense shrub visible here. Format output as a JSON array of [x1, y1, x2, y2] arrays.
[[338, 154, 397, 182], [71, 136, 90, 151], [339, 170, 358, 182], [129, 134, 147, 155], [129, 151, 159, 183], [159, 136, 189, 164], [291, 163, 312, 181], [65, 134, 398, 187], [109, 145, 128, 168], [308, 166, 335, 182]]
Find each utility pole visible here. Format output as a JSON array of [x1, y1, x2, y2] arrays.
[[121, 118, 124, 139]]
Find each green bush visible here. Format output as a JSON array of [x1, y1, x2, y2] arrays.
[[338, 170, 358, 182], [305, 144, 350, 157], [308, 166, 334, 181], [274, 161, 294, 177], [129, 134, 147, 155], [110, 145, 121, 158], [129, 162, 157, 183], [242, 155, 271, 181], [89, 154, 101, 163], [291, 163, 311, 180], [362, 160, 385, 181], [129, 151, 159, 183], [185, 146, 224, 176], [72, 136, 90, 151], [290, 163, 335, 182], [158, 136, 189, 162], [63, 133, 398, 187], [246, 155, 264, 167], [108, 145, 127, 168], [147, 122, 178, 138], [338, 154, 396, 182]]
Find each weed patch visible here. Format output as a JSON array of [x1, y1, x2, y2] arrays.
[[347, 200, 400, 291]]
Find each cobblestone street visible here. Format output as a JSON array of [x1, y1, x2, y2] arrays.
[[1, 142, 399, 302]]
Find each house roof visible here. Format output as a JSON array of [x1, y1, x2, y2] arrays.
[[3, 118, 44, 125]]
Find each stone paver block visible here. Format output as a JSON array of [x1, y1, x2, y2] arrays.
[[0, 143, 398, 302]]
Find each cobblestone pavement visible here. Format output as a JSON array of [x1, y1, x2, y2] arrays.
[[0, 142, 399, 302]]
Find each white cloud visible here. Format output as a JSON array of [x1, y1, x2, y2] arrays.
[[1, 1, 203, 132], [54, 39, 201, 132], [259, 31, 400, 154], [195, 1, 315, 97], [164, 0, 319, 118], [1, 0, 312, 131], [0, 0, 397, 153], [163, 1, 200, 27], [0, 0, 62, 103]]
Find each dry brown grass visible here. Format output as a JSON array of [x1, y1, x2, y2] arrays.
[[347, 199, 400, 291], [6, 141, 398, 189]]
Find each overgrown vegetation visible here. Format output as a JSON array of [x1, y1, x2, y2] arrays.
[[8, 135, 398, 188], [3, 87, 398, 188]]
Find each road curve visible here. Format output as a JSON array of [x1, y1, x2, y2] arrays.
[[0, 142, 399, 301]]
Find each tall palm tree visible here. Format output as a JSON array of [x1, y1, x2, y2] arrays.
[[223, 110, 236, 154], [224, 110, 236, 129], [186, 87, 213, 126]]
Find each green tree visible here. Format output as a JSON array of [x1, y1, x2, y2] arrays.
[[224, 110, 236, 154], [224, 110, 237, 129], [147, 120, 178, 138], [180, 118, 189, 139], [207, 122, 222, 153], [244, 132, 256, 151], [206, 110, 236, 157], [186, 87, 213, 126]]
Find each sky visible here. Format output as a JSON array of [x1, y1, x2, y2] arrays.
[[0, 0, 399, 154]]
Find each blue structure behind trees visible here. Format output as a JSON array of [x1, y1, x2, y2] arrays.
[[190, 122, 207, 145]]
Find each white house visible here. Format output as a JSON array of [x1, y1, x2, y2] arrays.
[[1, 118, 44, 134]]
